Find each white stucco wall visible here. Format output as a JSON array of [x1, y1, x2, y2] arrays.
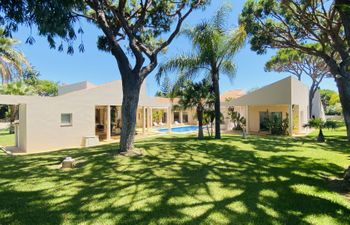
[[311, 90, 326, 120], [291, 77, 309, 132], [24, 99, 95, 152]]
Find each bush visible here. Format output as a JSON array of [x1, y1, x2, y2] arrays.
[[264, 112, 289, 135], [324, 120, 344, 129]]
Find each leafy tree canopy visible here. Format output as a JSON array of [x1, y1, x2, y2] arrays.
[[265, 44, 331, 81], [320, 89, 342, 115]]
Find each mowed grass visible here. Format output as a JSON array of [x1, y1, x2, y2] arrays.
[[0, 128, 349, 225], [0, 129, 15, 146]]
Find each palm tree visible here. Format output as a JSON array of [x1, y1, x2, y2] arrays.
[[174, 79, 214, 140], [0, 81, 35, 133], [0, 29, 31, 84], [156, 4, 246, 139]]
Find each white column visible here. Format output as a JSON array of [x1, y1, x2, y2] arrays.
[[106, 105, 111, 140], [246, 105, 249, 134], [288, 104, 293, 136], [150, 107, 153, 128], [167, 107, 172, 132], [142, 106, 146, 134], [180, 111, 183, 124]]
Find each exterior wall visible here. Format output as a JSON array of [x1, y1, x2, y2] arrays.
[[247, 105, 289, 133], [223, 105, 246, 131], [231, 76, 292, 106], [291, 77, 310, 133], [311, 90, 326, 120], [58, 81, 96, 95], [136, 108, 145, 127], [25, 99, 95, 153], [171, 108, 197, 125]]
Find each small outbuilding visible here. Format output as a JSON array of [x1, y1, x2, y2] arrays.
[[227, 76, 313, 135]]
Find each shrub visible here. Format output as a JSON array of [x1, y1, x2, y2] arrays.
[[264, 111, 289, 135]]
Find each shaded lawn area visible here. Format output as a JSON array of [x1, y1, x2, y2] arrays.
[[0, 129, 14, 147], [0, 128, 349, 225]]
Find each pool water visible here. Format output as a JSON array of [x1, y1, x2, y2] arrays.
[[158, 125, 202, 133]]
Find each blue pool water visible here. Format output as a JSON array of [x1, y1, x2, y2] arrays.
[[158, 125, 202, 133]]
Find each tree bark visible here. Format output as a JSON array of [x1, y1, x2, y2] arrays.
[[197, 107, 204, 140], [309, 85, 314, 119], [212, 71, 221, 139], [119, 76, 142, 152], [309, 80, 318, 119], [335, 70, 350, 141], [317, 128, 325, 142]]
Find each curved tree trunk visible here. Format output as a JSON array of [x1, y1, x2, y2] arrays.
[[212, 71, 221, 139], [335, 71, 350, 141], [119, 76, 142, 153], [197, 107, 204, 140], [309, 87, 314, 119], [309, 80, 317, 119]]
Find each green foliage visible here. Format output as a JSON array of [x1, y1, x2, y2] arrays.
[[265, 46, 331, 81], [33, 80, 59, 97], [0, 130, 350, 224], [203, 109, 215, 137], [0, 0, 208, 54], [155, 76, 172, 97], [264, 111, 289, 135], [157, 4, 246, 86], [324, 120, 344, 130], [176, 79, 214, 110], [227, 106, 246, 131], [152, 111, 163, 124], [157, 4, 246, 138], [0, 81, 35, 96], [174, 79, 214, 139], [21, 68, 59, 96], [320, 89, 342, 115], [0, 28, 31, 83], [240, 0, 350, 141]]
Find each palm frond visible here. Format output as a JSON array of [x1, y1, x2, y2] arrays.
[[220, 60, 237, 82], [156, 53, 203, 84], [212, 3, 233, 31]]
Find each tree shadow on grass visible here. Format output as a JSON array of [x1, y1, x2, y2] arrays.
[[0, 135, 349, 225]]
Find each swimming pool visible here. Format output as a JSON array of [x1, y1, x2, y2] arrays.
[[158, 125, 202, 133]]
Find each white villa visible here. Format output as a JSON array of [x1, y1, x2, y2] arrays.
[[0, 76, 323, 153], [225, 76, 325, 135]]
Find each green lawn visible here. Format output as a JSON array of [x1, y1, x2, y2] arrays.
[[0, 128, 349, 225], [0, 129, 15, 146]]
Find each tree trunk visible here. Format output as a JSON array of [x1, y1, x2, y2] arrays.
[[309, 88, 314, 119], [335, 71, 350, 141], [309, 80, 317, 119], [119, 76, 142, 153], [197, 107, 204, 140], [212, 71, 221, 139], [317, 128, 325, 142]]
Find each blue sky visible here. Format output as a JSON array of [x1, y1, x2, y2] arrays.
[[13, 0, 337, 96]]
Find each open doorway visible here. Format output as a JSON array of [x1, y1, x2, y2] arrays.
[[95, 105, 122, 141], [95, 106, 108, 140], [0, 104, 18, 151]]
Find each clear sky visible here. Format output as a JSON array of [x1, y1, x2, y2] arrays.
[[12, 0, 337, 96]]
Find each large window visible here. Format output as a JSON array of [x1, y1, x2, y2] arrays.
[[271, 112, 282, 120], [174, 112, 180, 123], [61, 113, 72, 126], [182, 112, 189, 123], [259, 112, 269, 131]]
